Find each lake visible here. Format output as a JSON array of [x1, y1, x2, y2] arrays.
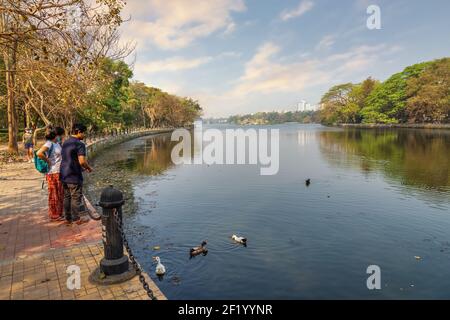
[[85, 124, 450, 299]]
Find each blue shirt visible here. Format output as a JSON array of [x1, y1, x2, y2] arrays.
[[60, 136, 86, 184]]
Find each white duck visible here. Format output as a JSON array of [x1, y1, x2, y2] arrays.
[[153, 257, 166, 276], [232, 234, 247, 245]]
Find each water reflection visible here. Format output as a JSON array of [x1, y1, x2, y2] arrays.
[[135, 135, 178, 175], [85, 134, 179, 216], [318, 128, 450, 202], [297, 130, 316, 146], [85, 125, 450, 299]]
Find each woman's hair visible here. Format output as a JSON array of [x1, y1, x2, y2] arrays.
[[55, 127, 65, 136], [45, 127, 57, 141]]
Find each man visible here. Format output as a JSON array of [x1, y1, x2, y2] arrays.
[[60, 123, 93, 225]]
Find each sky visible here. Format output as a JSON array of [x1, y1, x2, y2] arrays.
[[119, 0, 450, 117]]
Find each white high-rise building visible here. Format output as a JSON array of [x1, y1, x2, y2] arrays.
[[297, 100, 320, 112], [297, 100, 306, 112]]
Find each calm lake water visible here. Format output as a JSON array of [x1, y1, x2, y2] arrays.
[[85, 124, 450, 299]]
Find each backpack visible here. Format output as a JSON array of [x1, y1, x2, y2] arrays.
[[34, 143, 54, 174]]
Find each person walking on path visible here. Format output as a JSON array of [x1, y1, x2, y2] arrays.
[[60, 123, 93, 225], [36, 127, 65, 221], [23, 128, 34, 163]]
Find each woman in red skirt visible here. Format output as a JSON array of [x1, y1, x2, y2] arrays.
[[37, 127, 65, 221]]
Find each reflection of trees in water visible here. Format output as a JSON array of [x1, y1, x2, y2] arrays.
[[318, 129, 450, 194], [135, 135, 177, 175], [86, 133, 178, 217], [85, 157, 138, 217]]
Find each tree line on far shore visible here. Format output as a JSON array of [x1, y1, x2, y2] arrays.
[[0, 0, 201, 154], [228, 110, 319, 125], [319, 58, 450, 125]]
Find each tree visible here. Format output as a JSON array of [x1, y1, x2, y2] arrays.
[[319, 83, 354, 124], [405, 58, 450, 123], [0, 56, 6, 129], [127, 81, 202, 129], [0, 0, 127, 154], [361, 62, 431, 124]]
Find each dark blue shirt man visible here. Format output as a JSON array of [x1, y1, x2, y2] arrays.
[[61, 123, 93, 225]]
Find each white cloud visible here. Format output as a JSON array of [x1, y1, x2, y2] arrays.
[[217, 51, 242, 59], [223, 22, 237, 35], [280, 0, 314, 21], [200, 42, 401, 116], [136, 56, 213, 73], [231, 42, 329, 96], [316, 35, 336, 51], [121, 0, 246, 50]]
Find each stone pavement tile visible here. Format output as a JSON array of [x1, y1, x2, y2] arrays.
[[101, 294, 114, 300], [10, 293, 24, 300], [1, 245, 168, 301], [79, 292, 102, 300], [49, 292, 62, 300], [74, 288, 88, 298], [86, 287, 100, 295], [24, 284, 49, 300], [10, 281, 23, 293], [1, 160, 167, 301]]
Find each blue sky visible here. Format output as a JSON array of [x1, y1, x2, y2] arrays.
[[120, 0, 450, 117]]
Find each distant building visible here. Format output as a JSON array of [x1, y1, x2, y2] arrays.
[[297, 100, 307, 112], [297, 100, 319, 112]]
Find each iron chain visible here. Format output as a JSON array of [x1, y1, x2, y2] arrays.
[[112, 208, 157, 300]]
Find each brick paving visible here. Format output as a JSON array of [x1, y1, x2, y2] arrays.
[[0, 161, 166, 300]]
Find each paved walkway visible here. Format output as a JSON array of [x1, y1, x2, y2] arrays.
[[0, 161, 166, 300]]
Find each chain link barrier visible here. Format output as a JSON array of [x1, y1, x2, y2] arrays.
[[112, 208, 157, 300]]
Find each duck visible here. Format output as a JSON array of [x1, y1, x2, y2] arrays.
[[153, 256, 166, 276], [231, 234, 247, 245], [190, 241, 208, 257], [305, 179, 311, 186]]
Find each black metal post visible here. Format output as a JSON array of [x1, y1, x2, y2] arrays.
[[98, 186, 129, 275], [89, 186, 137, 285]]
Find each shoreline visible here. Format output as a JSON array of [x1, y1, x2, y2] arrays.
[[222, 122, 450, 130], [0, 129, 171, 300], [85, 128, 174, 159], [335, 123, 450, 129]]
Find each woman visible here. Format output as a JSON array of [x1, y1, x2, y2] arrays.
[[37, 127, 65, 221], [22, 128, 34, 163], [55, 127, 65, 145]]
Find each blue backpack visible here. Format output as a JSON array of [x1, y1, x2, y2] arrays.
[[34, 143, 54, 174]]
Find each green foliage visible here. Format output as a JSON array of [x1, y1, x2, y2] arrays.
[[405, 58, 450, 123], [229, 111, 319, 125], [320, 78, 379, 125], [76, 58, 202, 131], [319, 129, 450, 191], [361, 62, 430, 123], [319, 58, 449, 125]]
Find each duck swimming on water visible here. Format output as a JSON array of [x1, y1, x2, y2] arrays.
[[190, 241, 208, 257], [231, 234, 247, 245], [153, 256, 166, 276], [305, 179, 311, 186]]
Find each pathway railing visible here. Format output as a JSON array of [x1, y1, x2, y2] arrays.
[[85, 127, 174, 159], [87, 185, 159, 300]]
